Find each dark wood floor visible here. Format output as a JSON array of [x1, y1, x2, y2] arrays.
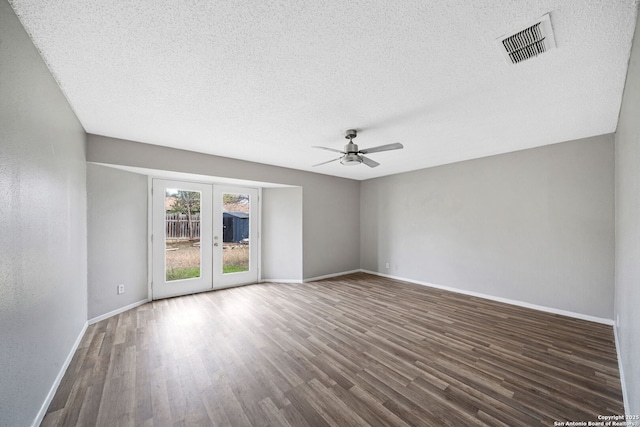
[[42, 273, 624, 426]]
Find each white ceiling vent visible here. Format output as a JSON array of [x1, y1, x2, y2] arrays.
[[498, 14, 556, 64]]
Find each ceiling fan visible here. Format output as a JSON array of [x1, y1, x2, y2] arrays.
[[312, 129, 404, 168]]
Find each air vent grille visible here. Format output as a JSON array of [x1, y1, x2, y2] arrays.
[[498, 14, 556, 64]]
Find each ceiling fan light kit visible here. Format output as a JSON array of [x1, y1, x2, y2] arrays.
[[341, 153, 362, 166], [313, 129, 403, 168]]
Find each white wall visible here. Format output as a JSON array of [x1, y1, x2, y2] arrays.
[[86, 134, 360, 281], [614, 10, 640, 415], [0, 1, 88, 425], [87, 164, 148, 319], [262, 187, 303, 281], [361, 135, 615, 320]]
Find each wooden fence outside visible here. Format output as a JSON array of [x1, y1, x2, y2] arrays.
[[166, 213, 200, 240]]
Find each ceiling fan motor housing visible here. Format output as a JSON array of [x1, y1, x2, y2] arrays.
[[344, 142, 359, 153]]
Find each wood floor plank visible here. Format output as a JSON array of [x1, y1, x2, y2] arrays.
[[42, 273, 624, 426], [257, 397, 292, 427], [74, 382, 104, 427]]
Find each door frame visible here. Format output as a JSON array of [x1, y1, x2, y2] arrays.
[[147, 176, 262, 300]]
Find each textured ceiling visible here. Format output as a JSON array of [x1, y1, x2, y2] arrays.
[[9, 0, 639, 180]]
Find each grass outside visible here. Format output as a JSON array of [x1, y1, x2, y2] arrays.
[[166, 266, 200, 281], [165, 240, 249, 281], [166, 264, 247, 281], [222, 265, 248, 274]]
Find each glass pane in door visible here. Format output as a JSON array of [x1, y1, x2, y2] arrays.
[[165, 188, 201, 281], [221, 192, 250, 274]]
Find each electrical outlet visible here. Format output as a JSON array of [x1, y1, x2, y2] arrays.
[[385, 262, 390, 269], [117, 284, 125, 295]]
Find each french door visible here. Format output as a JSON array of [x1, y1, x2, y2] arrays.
[[213, 186, 259, 289], [151, 179, 259, 300]]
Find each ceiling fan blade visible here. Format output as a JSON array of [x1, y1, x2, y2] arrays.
[[361, 156, 380, 168], [312, 146, 345, 154], [312, 157, 342, 167], [359, 142, 404, 154]]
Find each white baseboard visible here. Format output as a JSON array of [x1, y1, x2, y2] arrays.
[[303, 269, 362, 283], [614, 325, 630, 416], [32, 321, 88, 427], [88, 299, 149, 325], [260, 279, 303, 284], [360, 270, 614, 326]]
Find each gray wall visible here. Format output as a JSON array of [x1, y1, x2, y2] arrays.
[[614, 10, 640, 415], [262, 187, 303, 281], [87, 164, 148, 319], [0, 1, 88, 425], [86, 134, 360, 280], [361, 135, 615, 319], [301, 176, 360, 278]]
